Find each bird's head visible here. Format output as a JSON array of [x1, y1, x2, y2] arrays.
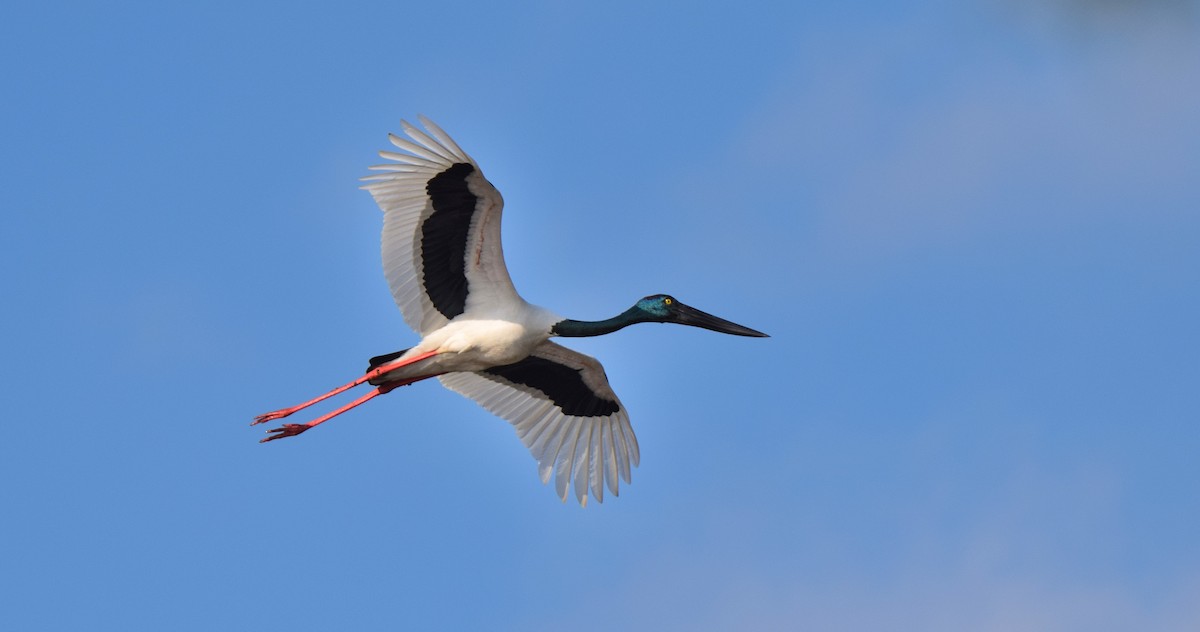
[[633, 294, 769, 337]]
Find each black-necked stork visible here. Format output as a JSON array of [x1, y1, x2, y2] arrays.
[[254, 117, 767, 505]]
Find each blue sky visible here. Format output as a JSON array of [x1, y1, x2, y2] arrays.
[[3, 1, 1199, 629]]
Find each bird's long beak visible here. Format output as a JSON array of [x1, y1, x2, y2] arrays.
[[672, 302, 769, 337]]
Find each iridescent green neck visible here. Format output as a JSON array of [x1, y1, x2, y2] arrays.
[[552, 307, 646, 338]]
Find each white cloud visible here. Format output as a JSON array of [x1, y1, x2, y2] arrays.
[[604, 457, 1200, 630], [677, 7, 1200, 278]]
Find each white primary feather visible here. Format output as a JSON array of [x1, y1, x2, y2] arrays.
[[361, 117, 520, 336], [438, 341, 640, 506]]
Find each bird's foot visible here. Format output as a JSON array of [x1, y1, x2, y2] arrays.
[[260, 423, 311, 443], [252, 409, 295, 426]]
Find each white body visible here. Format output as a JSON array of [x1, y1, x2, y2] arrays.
[[393, 305, 561, 377]]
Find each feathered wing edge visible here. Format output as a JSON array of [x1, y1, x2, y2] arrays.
[[438, 342, 641, 506], [360, 116, 482, 334]]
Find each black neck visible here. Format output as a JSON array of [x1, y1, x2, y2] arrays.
[[551, 307, 645, 338]]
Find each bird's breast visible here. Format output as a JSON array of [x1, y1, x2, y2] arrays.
[[417, 318, 548, 371]]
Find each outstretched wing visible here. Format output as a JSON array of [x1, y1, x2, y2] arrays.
[[361, 116, 521, 335], [438, 341, 640, 506]]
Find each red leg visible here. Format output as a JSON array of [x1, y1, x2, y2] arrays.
[[259, 374, 440, 443], [252, 350, 439, 425]]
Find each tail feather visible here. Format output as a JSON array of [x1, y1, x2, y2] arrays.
[[366, 348, 410, 372]]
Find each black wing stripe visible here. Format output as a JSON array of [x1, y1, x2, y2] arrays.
[[421, 162, 477, 319], [482, 356, 621, 417]]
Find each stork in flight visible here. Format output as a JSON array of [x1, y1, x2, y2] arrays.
[[254, 117, 767, 505]]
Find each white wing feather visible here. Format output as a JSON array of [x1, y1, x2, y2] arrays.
[[438, 341, 640, 506], [362, 116, 519, 335]]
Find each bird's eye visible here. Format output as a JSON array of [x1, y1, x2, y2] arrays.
[[663, 297, 673, 306]]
